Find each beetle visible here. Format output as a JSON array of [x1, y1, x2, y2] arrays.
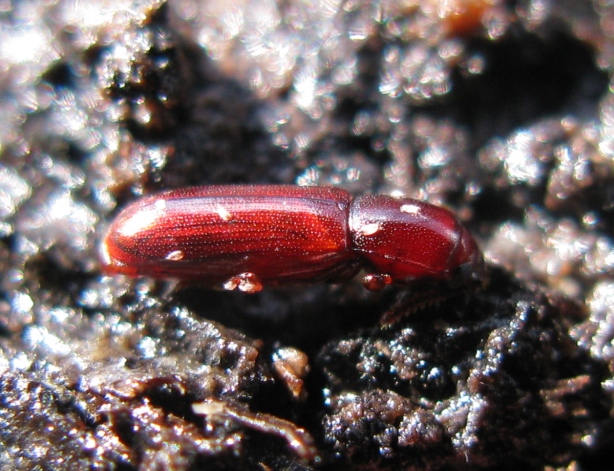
[[100, 185, 484, 293]]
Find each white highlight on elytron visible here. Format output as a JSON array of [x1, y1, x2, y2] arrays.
[[215, 204, 232, 221], [118, 200, 166, 238]]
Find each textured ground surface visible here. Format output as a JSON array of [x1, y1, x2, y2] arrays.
[[0, 0, 613, 469]]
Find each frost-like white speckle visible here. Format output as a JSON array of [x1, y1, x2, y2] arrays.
[[12, 292, 33, 314], [0, 166, 31, 218]]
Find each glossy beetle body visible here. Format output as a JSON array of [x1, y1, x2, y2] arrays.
[[101, 185, 484, 292]]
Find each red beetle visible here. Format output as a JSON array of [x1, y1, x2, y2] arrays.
[[100, 185, 484, 293]]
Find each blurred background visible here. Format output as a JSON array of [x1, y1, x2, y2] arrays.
[[0, 1, 613, 469]]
